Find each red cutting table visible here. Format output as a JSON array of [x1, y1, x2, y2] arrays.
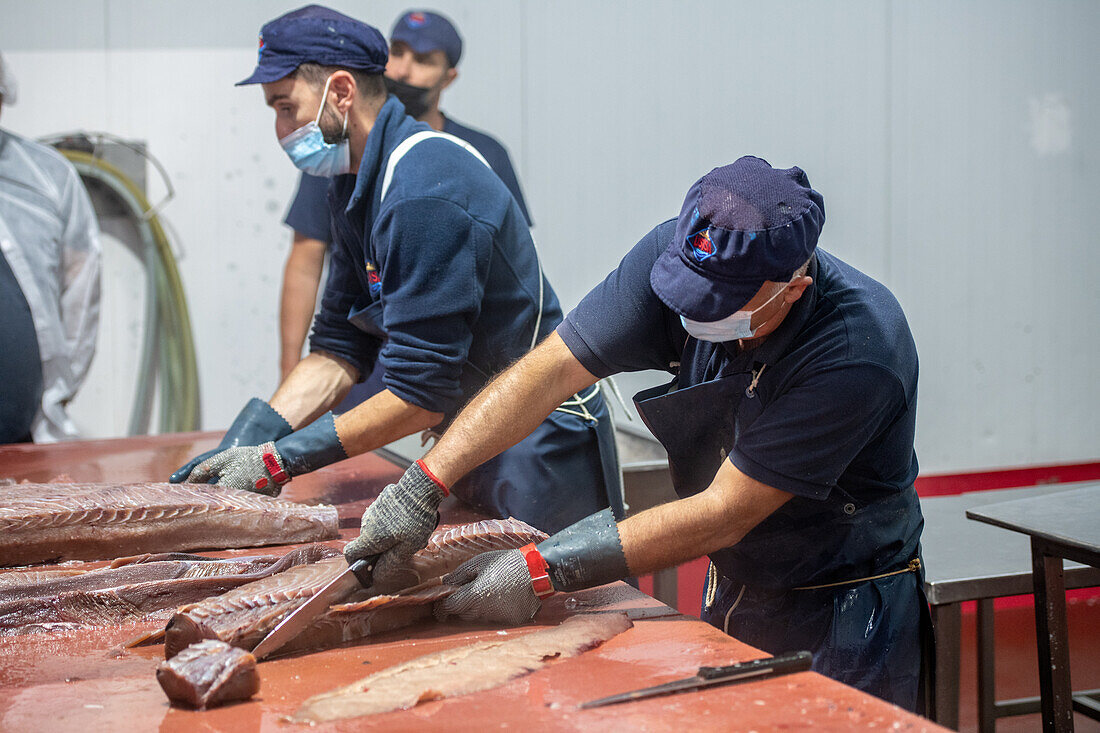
[[0, 433, 946, 732]]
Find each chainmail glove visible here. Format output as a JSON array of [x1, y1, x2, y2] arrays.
[[185, 442, 290, 496], [434, 549, 543, 625], [343, 460, 448, 592]]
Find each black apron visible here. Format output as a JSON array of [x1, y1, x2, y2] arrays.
[[0, 245, 43, 443], [634, 370, 931, 712]]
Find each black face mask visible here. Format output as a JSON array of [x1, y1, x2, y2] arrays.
[[384, 77, 432, 120]]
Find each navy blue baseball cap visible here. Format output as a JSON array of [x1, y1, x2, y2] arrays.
[[390, 10, 463, 67], [650, 156, 826, 321], [237, 5, 388, 86]]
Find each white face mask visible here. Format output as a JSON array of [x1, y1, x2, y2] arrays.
[[278, 74, 351, 177], [680, 283, 789, 342]]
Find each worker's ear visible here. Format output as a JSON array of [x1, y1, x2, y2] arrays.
[[439, 66, 457, 92], [328, 70, 357, 114], [783, 275, 813, 304]]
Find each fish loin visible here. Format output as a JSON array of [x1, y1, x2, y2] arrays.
[[157, 640, 260, 709], [0, 482, 339, 566], [165, 518, 547, 658], [293, 613, 633, 723], [0, 545, 338, 635]]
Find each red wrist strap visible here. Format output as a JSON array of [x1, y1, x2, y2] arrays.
[[262, 451, 289, 485], [521, 543, 554, 599], [416, 459, 449, 497]]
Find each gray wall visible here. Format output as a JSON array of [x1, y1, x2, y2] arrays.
[[2, 1, 1096, 473]]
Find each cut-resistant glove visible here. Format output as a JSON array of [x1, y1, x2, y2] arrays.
[[344, 460, 448, 591], [170, 398, 292, 483]]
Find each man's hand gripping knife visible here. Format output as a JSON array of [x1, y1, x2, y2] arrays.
[[171, 398, 347, 496], [434, 508, 631, 625], [343, 460, 450, 591]]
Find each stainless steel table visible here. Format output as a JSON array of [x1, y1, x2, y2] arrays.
[[921, 482, 1100, 730], [967, 484, 1100, 733]]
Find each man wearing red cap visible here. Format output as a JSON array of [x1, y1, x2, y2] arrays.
[[348, 156, 929, 712]]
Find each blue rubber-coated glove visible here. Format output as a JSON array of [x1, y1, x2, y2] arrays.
[[183, 413, 347, 495], [170, 398, 292, 483], [344, 460, 448, 591]]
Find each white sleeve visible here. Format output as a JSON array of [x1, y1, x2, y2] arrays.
[[58, 163, 101, 392]]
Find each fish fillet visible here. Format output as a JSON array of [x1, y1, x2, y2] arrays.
[[293, 613, 633, 723], [0, 482, 339, 566], [164, 518, 547, 659], [157, 640, 260, 709], [0, 545, 337, 635]]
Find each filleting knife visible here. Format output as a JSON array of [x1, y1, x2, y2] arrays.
[[250, 555, 376, 661], [579, 650, 813, 709]]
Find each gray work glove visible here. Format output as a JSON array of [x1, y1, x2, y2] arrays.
[[170, 398, 291, 483], [182, 414, 347, 496], [344, 460, 448, 591], [185, 442, 290, 496], [434, 549, 544, 625]]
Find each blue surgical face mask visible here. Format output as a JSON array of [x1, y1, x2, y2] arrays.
[[279, 74, 351, 177], [680, 283, 789, 342]]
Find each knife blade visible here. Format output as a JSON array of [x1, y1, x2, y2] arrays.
[[250, 556, 376, 661], [578, 650, 812, 709]]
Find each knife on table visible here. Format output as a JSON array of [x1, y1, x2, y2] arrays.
[[250, 555, 377, 661], [579, 650, 813, 709]]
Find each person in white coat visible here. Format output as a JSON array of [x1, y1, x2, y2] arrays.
[[0, 50, 101, 443]]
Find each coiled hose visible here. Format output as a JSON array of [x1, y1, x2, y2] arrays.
[[51, 146, 199, 434]]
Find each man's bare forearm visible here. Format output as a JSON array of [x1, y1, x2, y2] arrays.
[[618, 458, 793, 576], [334, 388, 443, 457], [423, 332, 599, 487], [270, 351, 357, 428], [279, 234, 327, 379]]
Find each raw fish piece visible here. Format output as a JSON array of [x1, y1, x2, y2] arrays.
[[293, 613, 633, 723], [157, 639, 259, 709], [0, 545, 337, 635], [0, 482, 339, 566], [164, 518, 547, 658]]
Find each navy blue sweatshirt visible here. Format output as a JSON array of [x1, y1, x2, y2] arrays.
[[310, 98, 560, 419]]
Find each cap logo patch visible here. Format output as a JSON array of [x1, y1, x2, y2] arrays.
[[407, 12, 427, 27], [257, 34, 265, 62], [688, 227, 716, 262]]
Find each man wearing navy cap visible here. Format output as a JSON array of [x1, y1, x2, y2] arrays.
[[347, 156, 929, 711], [171, 5, 622, 541], [278, 8, 531, 381]]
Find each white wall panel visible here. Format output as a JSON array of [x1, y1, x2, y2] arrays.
[[890, 1, 1100, 471], [1, 0, 1096, 473]]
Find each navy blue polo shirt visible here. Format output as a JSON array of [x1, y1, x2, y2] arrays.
[[559, 218, 919, 514], [309, 97, 558, 418], [284, 112, 531, 243], [284, 173, 333, 242]]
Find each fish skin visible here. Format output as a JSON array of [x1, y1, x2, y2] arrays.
[[0, 545, 338, 635], [0, 482, 339, 566], [164, 518, 547, 659], [293, 613, 634, 723], [157, 639, 260, 709]]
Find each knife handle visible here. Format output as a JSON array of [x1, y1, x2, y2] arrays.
[[347, 557, 377, 588], [697, 650, 812, 680]]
